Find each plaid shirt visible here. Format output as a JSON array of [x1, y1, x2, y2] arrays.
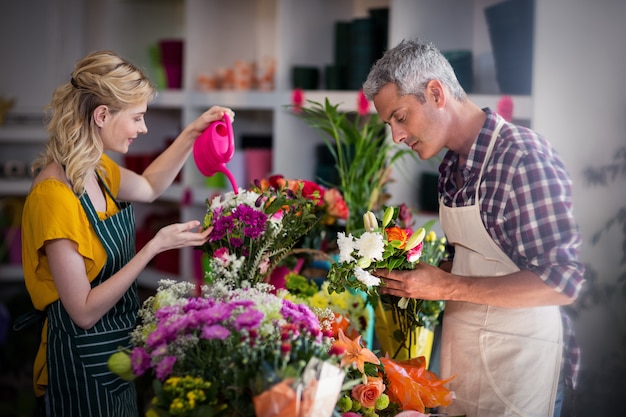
[[439, 109, 585, 388]]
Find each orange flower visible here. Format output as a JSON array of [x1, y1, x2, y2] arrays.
[[380, 356, 455, 412], [332, 329, 380, 374], [386, 226, 408, 249], [351, 375, 385, 408], [331, 313, 350, 337]]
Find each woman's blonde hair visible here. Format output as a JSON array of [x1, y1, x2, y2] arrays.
[[34, 50, 157, 194]]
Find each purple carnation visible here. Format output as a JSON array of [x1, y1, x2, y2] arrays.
[[229, 237, 243, 248], [233, 205, 267, 238], [210, 216, 234, 242], [155, 355, 177, 381], [130, 347, 151, 376], [233, 309, 264, 331], [280, 300, 321, 341], [201, 324, 231, 340]]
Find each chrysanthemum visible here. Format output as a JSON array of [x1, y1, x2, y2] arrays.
[[355, 232, 385, 261], [337, 232, 356, 263], [354, 267, 381, 287]]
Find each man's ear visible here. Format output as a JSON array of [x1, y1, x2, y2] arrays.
[[93, 105, 108, 128], [426, 79, 446, 108]]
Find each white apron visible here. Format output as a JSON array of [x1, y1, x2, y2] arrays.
[[439, 118, 562, 417]]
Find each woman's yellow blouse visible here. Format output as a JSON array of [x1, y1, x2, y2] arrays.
[[22, 154, 122, 310]]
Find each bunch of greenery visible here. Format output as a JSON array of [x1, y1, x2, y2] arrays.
[[292, 96, 416, 233]]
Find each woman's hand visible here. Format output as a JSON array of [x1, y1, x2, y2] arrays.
[[187, 105, 236, 139], [148, 220, 212, 254]]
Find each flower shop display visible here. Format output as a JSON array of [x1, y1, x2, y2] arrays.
[[112, 280, 344, 417], [108, 177, 458, 416], [290, 93, 416, 233], [327, 206, 447, 361]]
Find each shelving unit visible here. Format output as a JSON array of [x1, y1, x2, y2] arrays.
[[0, 0, 535, 283]]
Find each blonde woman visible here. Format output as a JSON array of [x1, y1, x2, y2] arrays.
[[18, 50, 234, 416]]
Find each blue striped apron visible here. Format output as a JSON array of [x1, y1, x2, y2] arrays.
[[45, 175, 140, 417]]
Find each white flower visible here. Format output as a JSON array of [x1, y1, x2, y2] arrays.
[[355, 232, 385, 261], [208, 188, 261, 211], [397, 297, 410, 309], [354, 267, 381, 287], [337, 232, 356, 263]]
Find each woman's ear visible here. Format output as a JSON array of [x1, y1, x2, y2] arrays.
[[93, 105, 108, 128]]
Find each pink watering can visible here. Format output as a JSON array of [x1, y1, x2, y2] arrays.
[[193, 114, 239, 193]]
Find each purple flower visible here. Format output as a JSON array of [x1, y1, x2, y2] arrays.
[[195, 303, 234, 324], [146, 327, 172, 348], [155, 355, 177, 381], [280, 300, 322, 341], [233, 205, 267, 238], [201, 324, 230, 340], [209, 216, 234, 242], [130, 347, 151, 376], [233, 309, 264, 331], [229, 237, 243, 248]]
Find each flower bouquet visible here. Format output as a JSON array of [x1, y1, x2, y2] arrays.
[[327, 206, 447, 360], [200, 177, 321, 289], [110, 280, 345, 417]]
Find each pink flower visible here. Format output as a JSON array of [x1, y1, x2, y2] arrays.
[[497, 95, 513, 121], [155, 355, 177, 381], [258, 257, 270, 274], [130, 347, 150, 376], [214, 247, 230, 263], [292, 88, 304, 113], [357, 90, 370, 116], [324, 188, 349, 220], [407, 242, 423, 263], [351, 376, 385, 408], [394, 411, 431, 417]]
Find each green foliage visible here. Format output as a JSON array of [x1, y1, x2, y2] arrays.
[[292, 98, 417, 233]]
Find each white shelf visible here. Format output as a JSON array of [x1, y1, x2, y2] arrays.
[[189, 91, 288, 110], [151, 89, 186, 109], [0, 125, 47, 143]]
